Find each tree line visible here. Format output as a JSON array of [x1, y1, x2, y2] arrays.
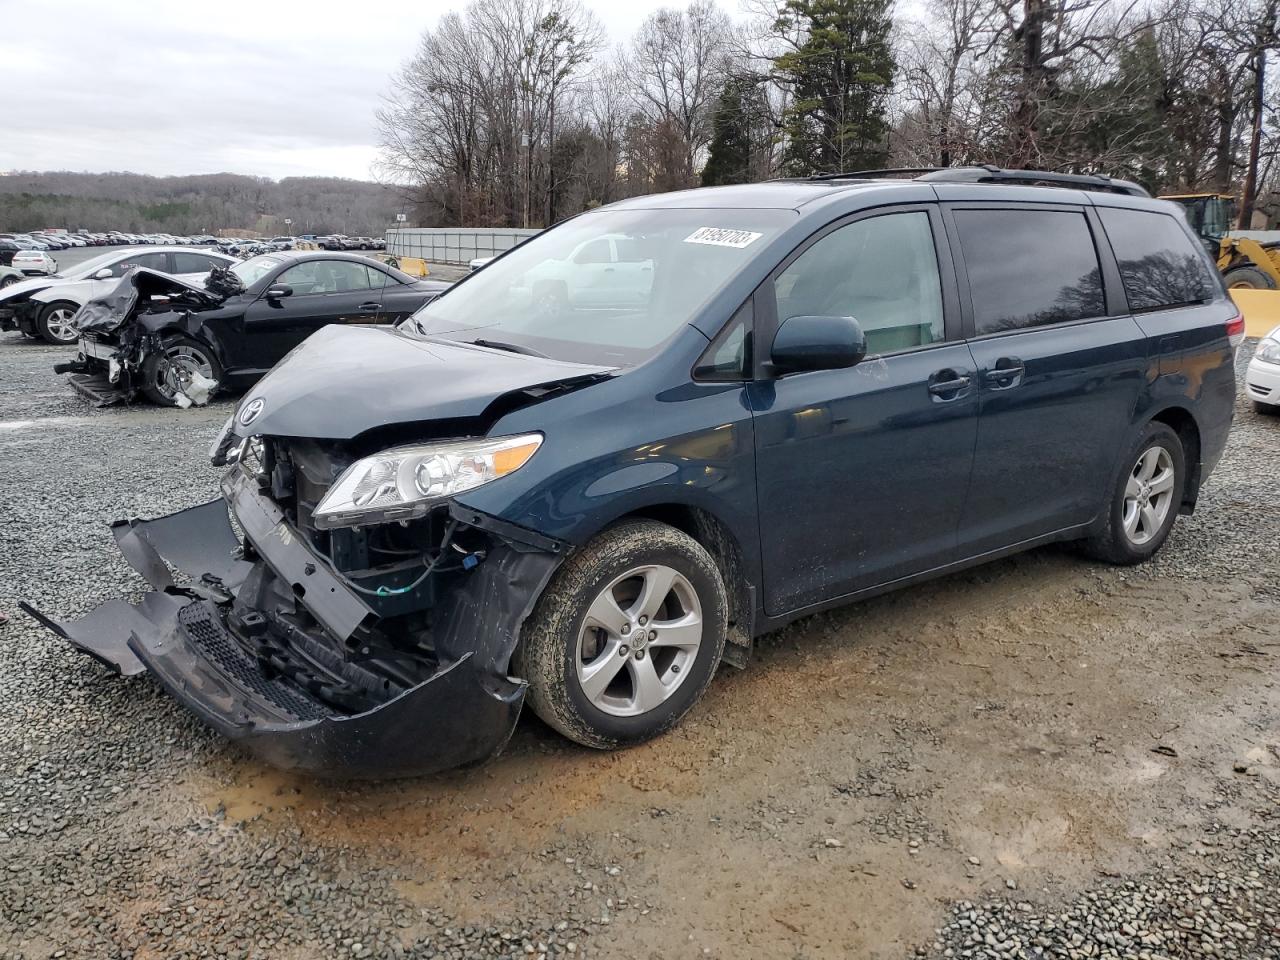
[[377, 0, 1279, 228], [0, 172, 405, 236]]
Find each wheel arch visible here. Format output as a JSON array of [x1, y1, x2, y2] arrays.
[[605, 502, 756, 668], [1147, 404, 1202, 513]]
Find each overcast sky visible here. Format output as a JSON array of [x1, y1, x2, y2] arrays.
[[0, 0, 698, 182]]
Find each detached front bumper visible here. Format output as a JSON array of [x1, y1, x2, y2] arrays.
[[24, 470, 561, 779]]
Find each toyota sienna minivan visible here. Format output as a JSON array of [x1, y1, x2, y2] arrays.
[[28, 166, 1241, 777]]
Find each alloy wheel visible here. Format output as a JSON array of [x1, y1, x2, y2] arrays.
[[45, 307, 79, 344], [575, 564, 704, 718], [1122, 446, 1175, 545], [154, 344, 215, 401]]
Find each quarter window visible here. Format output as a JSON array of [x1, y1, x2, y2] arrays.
[[1097, 208, 1216, 311], [954, 209, 1105, 335], [773, 211, 945, 354]]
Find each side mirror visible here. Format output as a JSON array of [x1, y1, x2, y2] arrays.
[[94, 267, 113, 279], [265, 284, 293, 301], [769, 314, 867, 373]]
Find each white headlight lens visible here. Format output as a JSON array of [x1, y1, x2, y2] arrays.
[[313, 433, 542, 528], [1256, 338, 1280, 364]]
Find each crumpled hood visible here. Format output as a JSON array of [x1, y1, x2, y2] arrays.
[[233, 324, 615, 440], [75, 267, 223, 334]]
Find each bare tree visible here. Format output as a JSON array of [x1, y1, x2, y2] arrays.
[[627, 1, 736, 186]]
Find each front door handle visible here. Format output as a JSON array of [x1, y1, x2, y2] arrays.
[[357, 301, 381, 311], [927, 369, 972, 400]]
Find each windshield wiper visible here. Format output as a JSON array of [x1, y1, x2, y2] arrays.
[[469, 338, 549, 358]]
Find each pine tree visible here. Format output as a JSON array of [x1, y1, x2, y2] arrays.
[[701, 76, 759, 186], [773, 0, 896, 176]]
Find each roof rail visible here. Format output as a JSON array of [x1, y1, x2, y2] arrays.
[[918, 165, 1150, 198], [800, 163, 1150, 198], [805, 167, 945, 181]]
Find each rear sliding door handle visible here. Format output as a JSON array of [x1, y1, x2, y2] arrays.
[[984, 357, 1025, 389]]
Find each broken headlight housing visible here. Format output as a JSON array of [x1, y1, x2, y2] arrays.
[[313, 433, 542, 529]]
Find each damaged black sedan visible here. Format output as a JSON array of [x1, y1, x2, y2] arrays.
[[57, 251, 448, 406], [26, 173, 1236, 778]]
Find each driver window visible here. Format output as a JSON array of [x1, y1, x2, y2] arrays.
[[276, 261, 372, 295], [773, 211, 944, 354]]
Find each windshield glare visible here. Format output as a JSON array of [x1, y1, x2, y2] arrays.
[[407, 208, 788, 365], [230, 254, 284, 287]]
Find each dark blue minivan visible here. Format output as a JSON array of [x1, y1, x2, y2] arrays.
[[30, 167, 1243, 777]]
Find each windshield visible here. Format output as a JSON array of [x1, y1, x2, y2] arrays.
[[230, 254, 285, 287], [407, 207, 790, 365]]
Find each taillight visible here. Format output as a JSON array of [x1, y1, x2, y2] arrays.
[[1226, 310, 1245, 350]]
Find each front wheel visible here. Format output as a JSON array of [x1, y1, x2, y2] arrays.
[[515, 520, 728, 750], [140, 335, 223, 407], [36, 300, 81, 345], [1082, 422, 1185, 565]]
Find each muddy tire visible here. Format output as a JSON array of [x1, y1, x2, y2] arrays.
[[1224, 265, 1277, 290], [36, 300, 81, 345], [140, 335, 222, 407], [1082, 422, 1186, 565], [515, 520, 728, 750]]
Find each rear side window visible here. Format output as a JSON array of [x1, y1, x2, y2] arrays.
[[1097, 208, 1216, 311], [954, 209, 1105, 335]]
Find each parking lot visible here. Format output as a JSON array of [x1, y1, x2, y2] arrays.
[[1, 332, 1278, 959]]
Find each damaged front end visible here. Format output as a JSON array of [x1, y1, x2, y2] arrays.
[[25, 435, 563, 778], [54, 267, 228, 407]]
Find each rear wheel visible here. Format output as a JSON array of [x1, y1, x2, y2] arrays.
[[1082, 422, 1185, 565], [1224, 265, 1277, 289], [0, 275, 18, 289], [140, 335, 222, 407], [36, 300, 81, 345], [515, 520, 728, 750]]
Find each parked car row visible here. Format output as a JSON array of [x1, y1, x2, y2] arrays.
[[318, 235, 386, 251]]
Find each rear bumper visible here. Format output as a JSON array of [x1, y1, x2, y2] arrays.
[[24, 470, 561, 779]]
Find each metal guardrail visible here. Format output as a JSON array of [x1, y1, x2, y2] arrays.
[[386, 227, 540, 265]]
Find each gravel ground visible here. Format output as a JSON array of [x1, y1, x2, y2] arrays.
[[1, 334, 1278, 960]]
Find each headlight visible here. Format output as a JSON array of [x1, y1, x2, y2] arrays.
[[313, 433, 542, 529], [1255, 338, 1280, 365]]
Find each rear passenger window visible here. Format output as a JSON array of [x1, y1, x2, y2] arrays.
[[773, 211, 944, 354], [955, 209, 1105, 335], [1097, 208, 1216, 311]]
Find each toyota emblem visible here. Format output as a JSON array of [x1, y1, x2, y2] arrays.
[[239, 398, 265, 426]]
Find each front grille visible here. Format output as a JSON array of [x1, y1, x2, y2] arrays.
[[1248, 383, 1270, 397], [178, 602, 331, 721]]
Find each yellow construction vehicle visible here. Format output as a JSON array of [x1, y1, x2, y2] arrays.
[[1160, 193, 1280, 289]]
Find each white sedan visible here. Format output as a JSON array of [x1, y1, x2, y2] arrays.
[[12, 250, 57, 276], [1246, 324, 1280, 414], [0, 246, 236, 344]]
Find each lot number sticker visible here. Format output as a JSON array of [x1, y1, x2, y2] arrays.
[[684, 227, 763, 249]]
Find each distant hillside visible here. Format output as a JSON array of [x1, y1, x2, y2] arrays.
[[0, 171, 409, 236]]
